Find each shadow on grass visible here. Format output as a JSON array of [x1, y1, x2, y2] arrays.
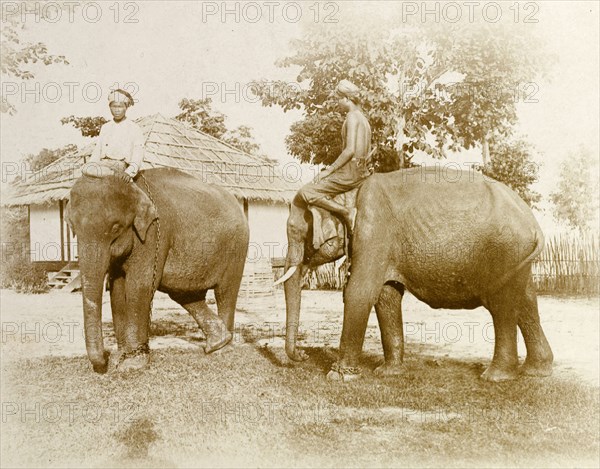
[[114, 417, 160, 459], [239, 322, 339, 372], [2, 348, 599, 467]]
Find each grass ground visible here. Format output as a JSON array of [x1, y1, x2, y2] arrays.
[[1, 290, 599, 467], [2, 340, 599, 467]]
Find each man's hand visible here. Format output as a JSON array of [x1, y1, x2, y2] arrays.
[[118, 171, 133, 183], [313, 168, 332, 184]]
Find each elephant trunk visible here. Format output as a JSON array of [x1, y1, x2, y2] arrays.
[[284, 265, 305, 361], [79, 244, 111, 373]]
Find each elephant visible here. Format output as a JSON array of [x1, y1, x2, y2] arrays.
[[281, 166, 553, 382], [67, 167, 249, 373]]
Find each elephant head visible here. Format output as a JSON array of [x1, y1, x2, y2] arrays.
[[66, 175, 157, 372], [279, 202, 345, 362]]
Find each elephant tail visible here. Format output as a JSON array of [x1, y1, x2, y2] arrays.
[[492, 226, 545, 292]]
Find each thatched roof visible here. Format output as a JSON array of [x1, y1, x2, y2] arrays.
[[3, 113, 301, 206]]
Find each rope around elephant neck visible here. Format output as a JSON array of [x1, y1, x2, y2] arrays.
[[139, 173, 161, 323]]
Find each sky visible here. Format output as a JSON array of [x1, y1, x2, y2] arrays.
[[1, 1, 599, 218]]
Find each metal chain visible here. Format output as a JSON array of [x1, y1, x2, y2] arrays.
[[138, 173, 161, 323]]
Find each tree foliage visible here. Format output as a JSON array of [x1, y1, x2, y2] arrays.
[[60, 115, 108, 138], [22, 144, 78, 175], [223, 125, 261, 156], [1, 4, 69, 114], [175, 98, 262, 155], [251, 17, 551, 176], [481, 137, 541, 208], [176, 98, 228, 139], [550, 146, 600, 233]]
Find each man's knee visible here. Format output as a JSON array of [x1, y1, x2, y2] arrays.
[[297, 184, 317, 205]]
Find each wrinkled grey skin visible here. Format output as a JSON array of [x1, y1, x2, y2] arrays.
[[283, 167, 553, 382], [67, 168, 249, 373]]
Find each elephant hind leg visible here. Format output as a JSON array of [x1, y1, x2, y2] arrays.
[[482, 278, 522, 382], [214, 264, 245, 332], [169, 291, 232, 353], [374, 281, 406, 377], [517, 273, 553, 377]]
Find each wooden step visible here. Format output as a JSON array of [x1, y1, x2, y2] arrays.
[[48, 265, 81, 292]]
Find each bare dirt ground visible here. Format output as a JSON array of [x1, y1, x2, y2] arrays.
[[1, 288, 598, 386], [1, 288, 599, 468]]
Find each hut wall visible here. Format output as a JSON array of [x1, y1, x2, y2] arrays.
[[29, 203, 62, 262], [246, 201, 289, 262]]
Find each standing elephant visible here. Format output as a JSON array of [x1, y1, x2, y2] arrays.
[[67, 167, 249, 373], [281, 166, 553, 382]]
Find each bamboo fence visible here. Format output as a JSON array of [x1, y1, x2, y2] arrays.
[[303, 233, 600, 297], [532, 233, 599, 296]]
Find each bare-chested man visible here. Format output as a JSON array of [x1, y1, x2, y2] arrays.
[[296, 79, 372, 233]]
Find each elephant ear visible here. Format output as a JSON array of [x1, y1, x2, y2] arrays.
[[132, 185, 158, 242]]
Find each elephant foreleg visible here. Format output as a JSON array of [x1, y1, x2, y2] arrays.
[[374, 282, 406, 376], [116, 277, 155, 372], [109, 271, 127, 364], [328, 252, 386, 381]]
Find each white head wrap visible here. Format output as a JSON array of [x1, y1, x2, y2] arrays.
[[108, 89, 134, 107], [335, 80, 360, 101]]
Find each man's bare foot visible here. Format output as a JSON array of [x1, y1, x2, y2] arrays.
[[349, 207, 357, 231], [344, 207, 357, 234]]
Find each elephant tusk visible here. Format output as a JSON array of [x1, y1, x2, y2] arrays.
[[274, 266, 298, 286]]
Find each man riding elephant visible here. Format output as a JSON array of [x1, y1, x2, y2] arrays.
[[296, 79, 372, 236], [87, 88, 145, 182], [275, 80, 373, 287]]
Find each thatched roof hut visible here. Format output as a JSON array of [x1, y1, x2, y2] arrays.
[[4, 113, 299, 206], [3, 114, 299, 272]]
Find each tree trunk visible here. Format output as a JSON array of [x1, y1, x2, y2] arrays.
[[482, 129, 490, 165]]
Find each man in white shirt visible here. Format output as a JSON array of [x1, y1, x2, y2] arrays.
[[88, 89, 145, 182]]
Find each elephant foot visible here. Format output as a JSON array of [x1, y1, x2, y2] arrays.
[[520, 360, 553, 378], [374, 360, 406, 377], [92, 361, 109, 374], [480, 364, 518, 382], [204, 331, 233, 354], [117, 344, 150, 372], [91, 351, 110, 374], [326, 363, 361, 382]]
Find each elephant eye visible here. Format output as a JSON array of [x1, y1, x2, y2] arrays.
[[109, 222, 123, 236]]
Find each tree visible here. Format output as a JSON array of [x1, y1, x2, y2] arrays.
[[22, 144, 78, 175], [251, 22, 406, 170], [250, 17, 551, 176], [222, 125, 261, 156], [175, 98, 227, 139], [550, 146, 600, 233], [60, 115, 108, 138], [1, 3, 69, 114], [175, 98, 262, 155], [481, 137, 541, 208]]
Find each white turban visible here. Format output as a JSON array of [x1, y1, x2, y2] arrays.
[[335, 80, 360, 100], [108, 89, 134, 107]]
